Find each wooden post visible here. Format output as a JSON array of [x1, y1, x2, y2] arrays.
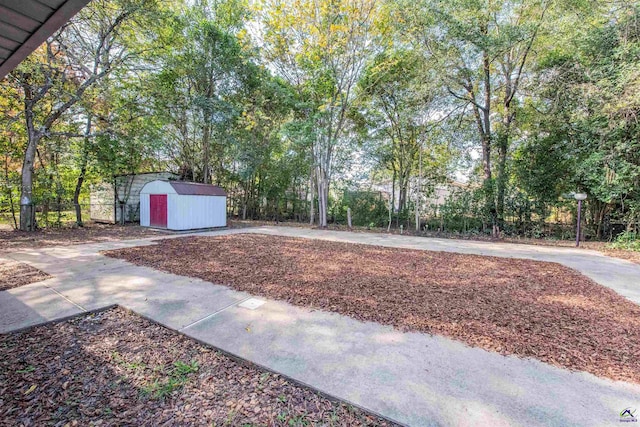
[[347, 207, 352, 229]]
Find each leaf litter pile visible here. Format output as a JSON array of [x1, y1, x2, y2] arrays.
[[0, 307, 395, 426], [0, 259, 50, 291], [106, 234, 640, 384]]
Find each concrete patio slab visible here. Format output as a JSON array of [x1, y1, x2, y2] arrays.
[[0, 281, 83, 333], [7, 259, 251, 330], [183, 297, 640, 427]]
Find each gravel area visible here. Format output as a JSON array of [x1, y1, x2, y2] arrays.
[[106, 234, 640, 384], [0, 307, 396, 426], [0, 259, 50, 291], [0, 223, 162, 253]]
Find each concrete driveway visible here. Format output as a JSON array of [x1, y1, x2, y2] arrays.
[[2, 226, 640, 427]]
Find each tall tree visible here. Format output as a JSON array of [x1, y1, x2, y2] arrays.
[[260, 0, 381, 227], [5, 0, 154, 230], [398, 0, 552, 235], [357, 49, 437, 217], [526, 2, 640, 237], [151, 0, 249, 184]]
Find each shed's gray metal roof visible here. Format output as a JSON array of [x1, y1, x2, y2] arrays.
[[170, 182, 227, 197], [0, 0, 91, 79]]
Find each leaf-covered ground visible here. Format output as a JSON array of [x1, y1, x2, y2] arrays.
[[106, 234, 640, 384], [0, 259, 50, 291], [0, 307, 396, 426], [0, 223, 162, 253]]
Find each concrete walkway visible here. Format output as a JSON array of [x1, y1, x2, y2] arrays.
[[2, 226, 640, 426]]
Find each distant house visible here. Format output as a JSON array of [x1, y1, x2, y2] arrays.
[[423, 181, 470, 217], [369, 179, 471, 217], [90, 172, 179, 224]]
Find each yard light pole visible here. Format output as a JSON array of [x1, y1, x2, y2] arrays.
[[574, 193, 587, 247]]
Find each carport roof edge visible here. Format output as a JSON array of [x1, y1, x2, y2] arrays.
[[0, 0, 92, 80]]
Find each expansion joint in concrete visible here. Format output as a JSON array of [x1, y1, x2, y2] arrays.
[[178, 296, 252, 332]]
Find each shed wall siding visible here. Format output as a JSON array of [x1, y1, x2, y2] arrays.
[[140, 194, 150, 227], [89, 183, 115, 223], [167, 195, 227, 230]]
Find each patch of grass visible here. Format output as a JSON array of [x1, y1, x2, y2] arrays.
[[111, 351, 147, 371], [141, 360, 199, 399], [224, 410, 238, 425], [287, 413, 310, 426], [16, 365, 36, 374], [276, 411, 310, 426], [609, 231, 640, 251], [211, 417, 254, 427], [173, 360, 199, 376]]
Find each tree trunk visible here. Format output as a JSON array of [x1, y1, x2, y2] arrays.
[[73, 174, 86, 226], [74, 115, 92, 226], [318, 173, 328, 228], [315, 165, 329, 228], [202, 122, 211, 184], [387, 194, 393, 232], [4, 156, 18, 229], [391, 168, 397, 228], [495, 130, 508, 229], [19, 96, 39, 231], [596, 203, 608, 240], [415, 143, 422, 232], [480, 22, 498, 237], [309, 166, 315, 225]]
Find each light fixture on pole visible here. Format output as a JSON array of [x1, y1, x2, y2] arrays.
[[574, 193, 587, 247]]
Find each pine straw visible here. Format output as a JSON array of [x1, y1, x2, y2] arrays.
[[0, 259, 50, 291], [105, 234, 640, 384], [0, 307, 395, 426]]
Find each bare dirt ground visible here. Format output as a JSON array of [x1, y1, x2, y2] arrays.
[[0, 259, 50, 291], [0, 223, 162, 253], [107, 234, 640, 384], [0, 307, 395, 426], [230, 219, 640, 265]]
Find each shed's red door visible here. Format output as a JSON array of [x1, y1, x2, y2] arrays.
[[149, 194, 167, 228]]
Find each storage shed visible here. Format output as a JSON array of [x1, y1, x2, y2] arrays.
[[140, 180, 227, 230], [90, 172, 179, 224]]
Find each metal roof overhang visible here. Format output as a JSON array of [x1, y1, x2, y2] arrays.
[[0, 0, 91, 79]]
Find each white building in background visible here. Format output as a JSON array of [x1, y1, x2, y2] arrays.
[[369, 179, 471, 217]]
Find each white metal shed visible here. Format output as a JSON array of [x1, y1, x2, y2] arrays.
[[140, 180, 227, 230]]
